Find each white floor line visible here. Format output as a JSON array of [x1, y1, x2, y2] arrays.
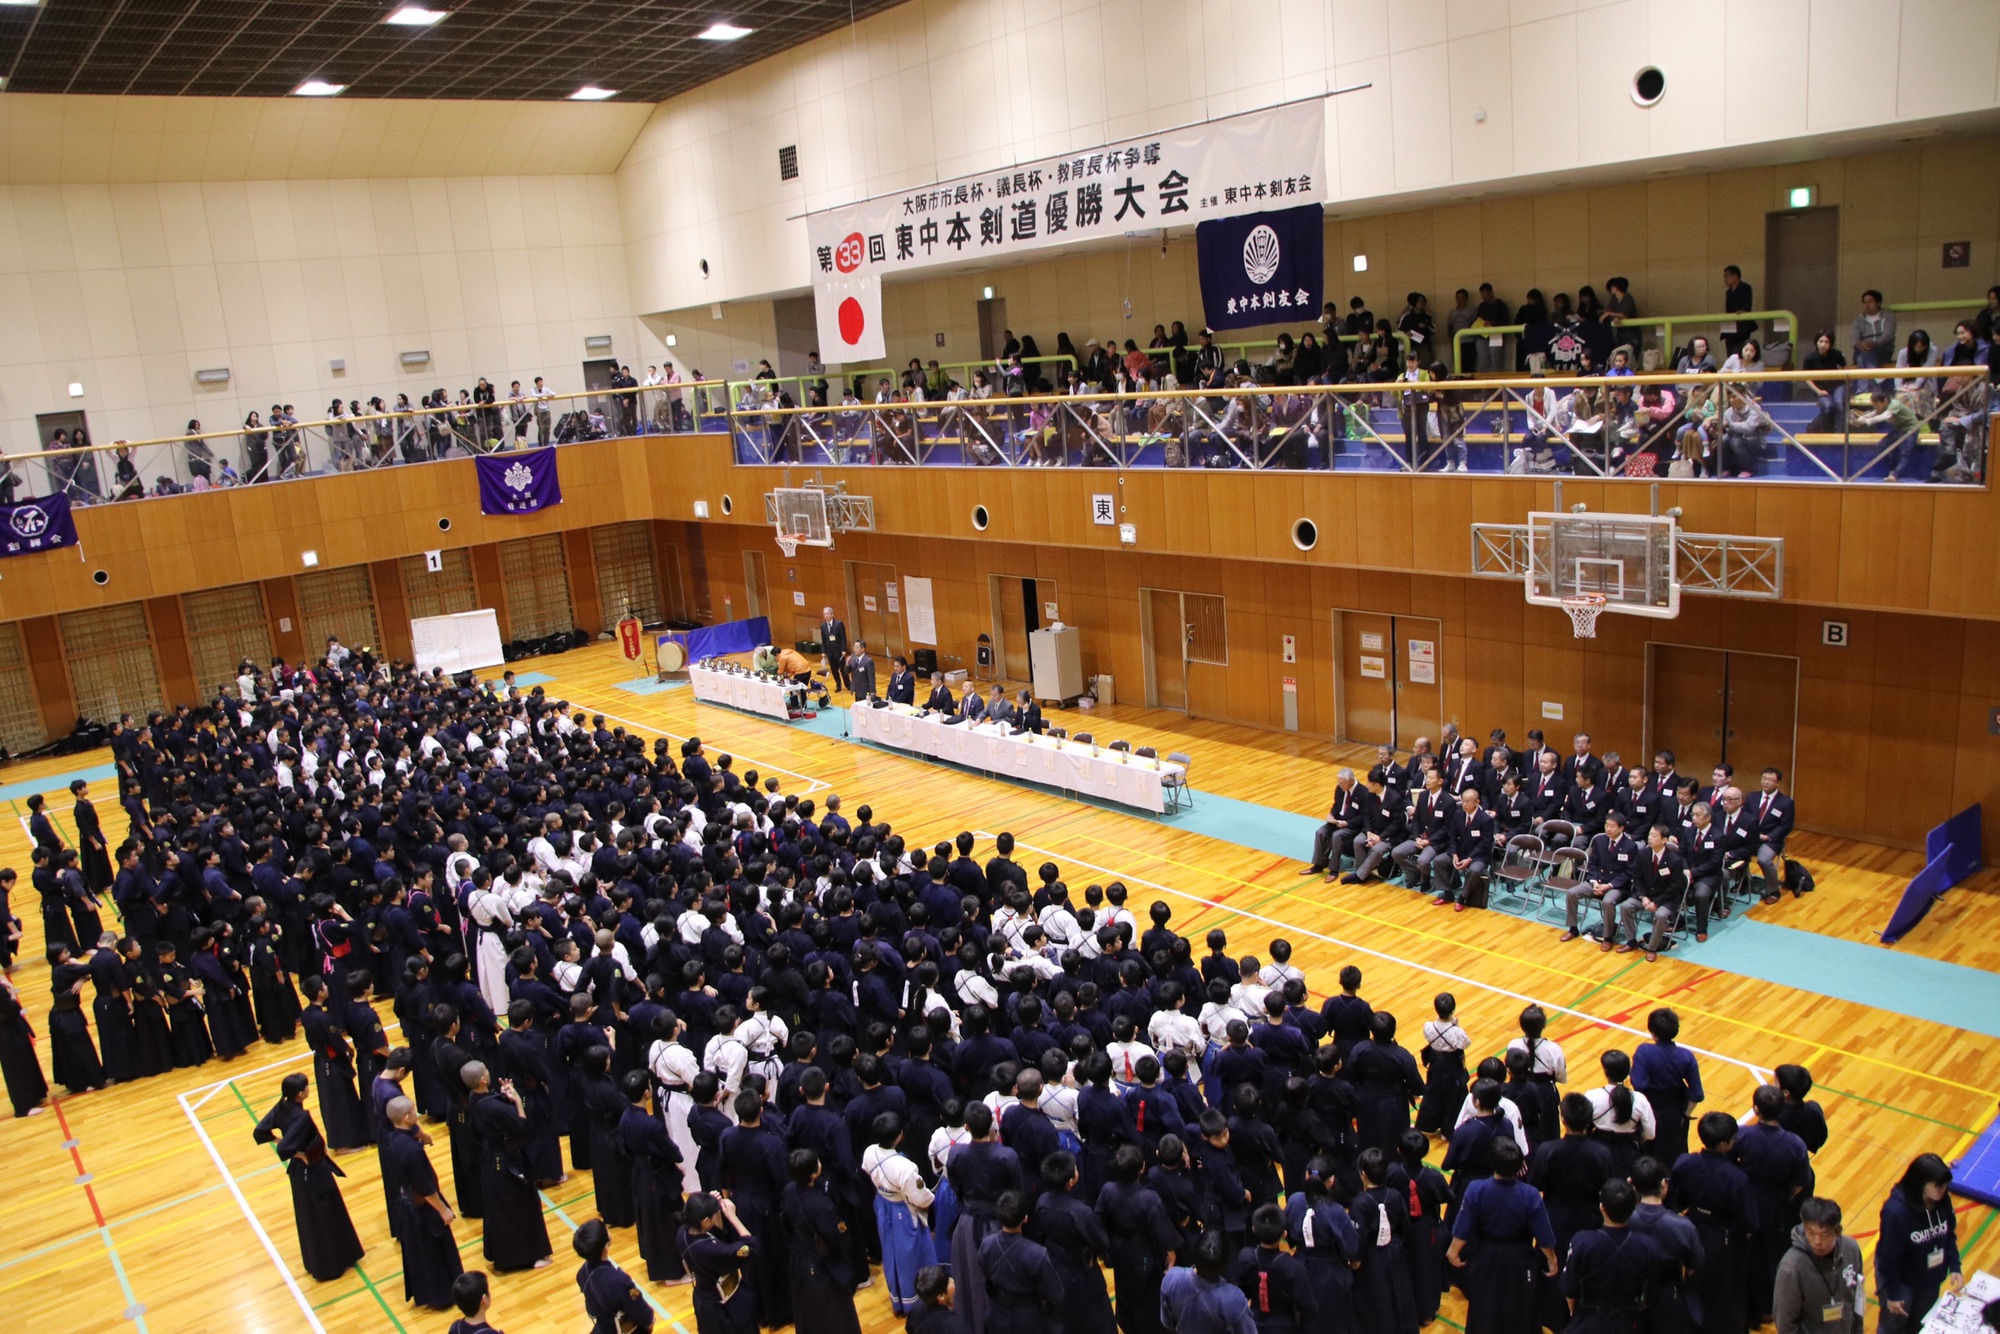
[[177, 1022, 404, 1106], [176, 1089, 327, 1334], [987, 831, 1772, 1085]]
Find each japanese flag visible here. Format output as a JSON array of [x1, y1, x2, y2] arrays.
[[814, 272, 885, 364]]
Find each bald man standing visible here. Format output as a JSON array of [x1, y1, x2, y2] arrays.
[[819, 607, 851, 692]]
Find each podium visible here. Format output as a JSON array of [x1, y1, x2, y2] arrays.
[[1029, 626, 1085, 705]]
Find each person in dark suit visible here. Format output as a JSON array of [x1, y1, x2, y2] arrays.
[[1526, 751, 1569, 839], [1432, 788, 1496, 912], [1561, 733, 1606, 793], [1712, 787, 1759, 904], [886, 657, 917, 706], [1008, 691, 1045, 735], [1343, 769, 1406, 884], [1679, 803, 1725, 942], [1563, 769, 1609, 842], [846, 643, 877, 699], [1647, 751, 1684, 804], [1698, 763, 1735, 811], [1618, 825, 1689, 961], [984, 692, 1016, 728], [958, 686, 987, 723], [1392, 771, 1453, 890], [924, 673, 956, 714], [819, 608, 851, 692], [1561, 812, 1635, 944], [1304, 769, 1371, 878], [1748, 770, 1795, 901], [1615, 768, 1660, 835]]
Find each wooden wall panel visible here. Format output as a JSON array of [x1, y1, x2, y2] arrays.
[[23, 615, 75, 739], [372, 559, 412, 664], [562, 530, 604, 637], [261, 578, 304, 667], [468, 544, 509, 641], [144, 597, 197, 708]]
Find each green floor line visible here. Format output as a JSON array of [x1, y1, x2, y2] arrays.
[[353, 1260, 411, 1334], [1813, 1081, 1977, 1136]]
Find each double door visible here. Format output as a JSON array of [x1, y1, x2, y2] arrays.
[[1142, 589, 1226, 714], [1648, 645, 1797, 780], [1336, 610, 1441, 750]]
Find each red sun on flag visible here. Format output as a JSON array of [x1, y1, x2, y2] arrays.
[[838, 297, 866, 345]]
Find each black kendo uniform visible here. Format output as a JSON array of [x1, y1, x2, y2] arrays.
[[88, 944, 140, 1083], [721, 1117, 794, 1328], [582, 1072, 635, 1226], [782, 1178, 863, 1334], [1233, 1240, 1320, 1334], [469, 1088, 552, 1270], [1530, 1132, 1614, 1264], [1348, 1035, 1424, 1153], [1286, 1191, 1361, 1334], [1349, 1182, 1418, 1334], [301, 1001, 370, 1149], [619, 1101, 687, 1280], [158, 955, 212, 1067], [1097, 1177, 1183, 1334], [1561, 1226, 1665, 1334], [978, 1228, 1066, 1334], [384, 1125, 465, 1309], [432, 1032, 484, 1218], [1666, 1148, 1754, 1334], [0, 989, 50, 1117], [1627, 1200, 1703, 1334], [1451, 1176, 1556, 1334], [1730, 1121, 1812, 1326], [579, 1254, 656, 1334], [1030, 1185, 1117, 1334], [371, 1075, 408, 1239], [495, 1024, 563, 1183], [678, 1224, 761, 1334], [948, 1139, 1025, 1334], [253, 1098, 365, 1280], [47, 956, 104, 1093]]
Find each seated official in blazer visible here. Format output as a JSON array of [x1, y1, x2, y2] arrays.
[[984, 691, 1016, 727], [1563, 770, 1609, 841], [1432, 787, 1497, 912], [1343, 768, 1407, 885], [1698, 763, 1734, 811], [1646, 751, 1683, 803], [924, 672, 956, 714], [1527, 752, 1569, 837], [1601, 750, 1630, 797], [1616, 768, 1660, 834], [1747, 769, 1796, 902], [1494, 773, 1532, 839], [1677, 802, 1725, 942], [1561, 811, 1637, 944], [1616, 824, 1690, 961], [1446, 740, 1483, 796], [886, 656, 917, 706], [1392, 770, 1454, 889], [1667, 779, 1701, 840], [1483, 728, 1518, 773], [1711, 786, 1759, 895], [958, 685, 987, 722], [1009, 690, 1045, 735], [1562, 733, 1606, 792], [1304, 768, 1374, 878]]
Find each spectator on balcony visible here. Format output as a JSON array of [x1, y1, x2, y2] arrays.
[[274, 404, 301, 477], [1471, 283, 1510, 375], [183, 419, 215, 486], [1801, 332, 1848, 431], [1398, 350, 1434, 465], [1604, 347, 1637, 378], [1719, 390, 1773, 478], [507, 382, 532, 449], [1269, 334, 1298, 384], [1446, 289, 1477, 360], [1624, 383, 1679, 474], [1894, 330, 1941, 410], [1001, 328, 1021, 360], [1675, 336, 1718, 390], [1194, 329, 1225, 389], [1721, 337, 1765, 389], [1604, 277, 1638, 335], [45, 428, 82, 502], [394, 394, 421, 463], [1294, 332, 1325, 382], [1167, 320, 1194, 383], [367, 397, 393, 465], [1974, 286, 2000, 344], [1398, 292, 1436, 358], [1721, 265, 1756, 355], [242, 412, 270, 483], [1342, 297, 1374, 338], [111, 445, 143, 501], [1848, 291, 1896, 400], [473, 377, 498, 444], [1018, 336, 1049, 389], [1575, 285, 1604, 325], [1513, 288, 1549, 371], [1549, 292, 1580, 331]]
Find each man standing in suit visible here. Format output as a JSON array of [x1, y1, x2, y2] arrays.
[[819, 607, 851, 692], [1748, 769, 1795, 902], [845, 641, 877, 699], [1303, 768, 1371, 878]]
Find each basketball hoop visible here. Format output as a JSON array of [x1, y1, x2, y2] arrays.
[[1561, 593, 1608, 639], [775, 532, 800, 558]]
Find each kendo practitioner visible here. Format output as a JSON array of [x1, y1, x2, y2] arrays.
[[385, 1094, 466, 1310], [1559, 1180, 1664, 1334], [371, 1048, 417, 1237], [72, 779, 115, 898], [247, 914, 302, 1044], [1097, 1143, 1181, 1334], [1233, 1203, 1319, 1334], [1284, 1157, 1359, 1334], [782, 1147, 864, 1334], [1162, 1233, 1259, 1334], [447, 1271, 497, 1334], [254, 1072, 366, 1280], [57, 848, 104, 946], [1445, 1139, 1559, 1334], [189, 927, 254, 1060], [1029, 1150, 1117, 1334], [720, 1088, 793, 1328], [581, 1045, 636, 1227], [979, 1190, 1065, 1334], [343, 969, 390, 1138], [31, 846, 75, 956], [300, 975, 369, 1150], [0, 985, 50, 1117], [124, 937, 173, 1078], [465, 1060, 555, 1271], [1626, 1157, 1703, 1334], [576, 1218, 656, 1334], [1348, 1011, 1423, 1153], [1349, 1147, 1419, 1334], [1666, 1112, 1756, 1334], [432, 1004, 485, 1218], [616, 1069, 688, 1282], [46, 942, 105, 1093], [157, 940, 213, 1068], [1736, 1086, 1813, 1327], [1530, 1095, 1614, 1266], [679, 1193, 762, 1334], [947, 1101, 1024, 1334], [910, 1266, 975, 1334], [87, 932, 140, 1084], [496, 999, 563, 1186]]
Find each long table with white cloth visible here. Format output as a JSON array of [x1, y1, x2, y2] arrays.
[[690, 665, 793, 720], [849, 702, 1184, 814]]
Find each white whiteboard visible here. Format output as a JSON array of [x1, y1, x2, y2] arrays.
[[902, 576, 936, 645], [411, 609, 505, 674]]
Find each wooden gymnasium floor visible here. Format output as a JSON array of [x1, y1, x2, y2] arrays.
[[3, 636, 1998, 1334]]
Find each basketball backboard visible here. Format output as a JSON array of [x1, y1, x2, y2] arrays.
[[1524, 511, 1679, 619]]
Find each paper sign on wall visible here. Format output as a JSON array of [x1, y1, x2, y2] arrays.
[[902, 576, 937, 644], [886, 583, 899, 612], [1282, 634, 1295, 663], [1541, 700, 1564, 720], [1359, 655, 1386, 679], [1408, 660, 1436, 684], [1360, 632, 1383, 650], [1407, 639, 1434, 663], [423, 549, 443, 572], [1044, 601, 1059, 619], [1282, 677, 1297, 692], [793, 591, 807, 607], [1091, 494, 1117, 525], [863, 595, 877, 612]]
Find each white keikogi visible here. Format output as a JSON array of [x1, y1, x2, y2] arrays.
[[648, 1032, 704, 1195]]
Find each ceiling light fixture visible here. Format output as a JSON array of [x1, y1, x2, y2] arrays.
[[384, 6, 449, 26], [569, 85, 617, 101], [697, 22, 754, 40], [292, 79, 346, 96]]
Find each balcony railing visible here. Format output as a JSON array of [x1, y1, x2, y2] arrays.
[[722, 365, 1991, 485]]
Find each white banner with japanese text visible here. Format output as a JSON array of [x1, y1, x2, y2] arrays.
[[806, 102, 1326, 353]]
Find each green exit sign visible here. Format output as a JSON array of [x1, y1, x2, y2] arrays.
[[1788, 186, 1815, 208]]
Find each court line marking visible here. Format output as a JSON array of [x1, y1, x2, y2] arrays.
[[175, 1087, 327, 1334], [988, 831, 1778, 1081], [1031, 820, 2000, 1099]]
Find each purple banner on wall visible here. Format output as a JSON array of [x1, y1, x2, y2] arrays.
[[475, 447, 563, 515], [0, 494, 79, 558]]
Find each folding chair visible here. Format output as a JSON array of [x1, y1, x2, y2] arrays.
[[1072, 732, 1094, 746], [1539, 846, 1589, 926], [1492, 834, 1544, 908], [1109, 739, 1132, 754], [1047, 726, 1067, 740], [1162, 752, 1193, 811]]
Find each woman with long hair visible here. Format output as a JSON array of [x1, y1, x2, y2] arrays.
[[254, 1071, 366, 1280]]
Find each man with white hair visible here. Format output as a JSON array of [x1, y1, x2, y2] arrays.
[[1303, 767, 1370, 878], [819, 606, 851, 691]]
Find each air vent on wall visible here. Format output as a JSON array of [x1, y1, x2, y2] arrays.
[[778, 145, 799, 181]]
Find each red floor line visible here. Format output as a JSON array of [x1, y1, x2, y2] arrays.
[[49, 1096, 107, 1228]]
